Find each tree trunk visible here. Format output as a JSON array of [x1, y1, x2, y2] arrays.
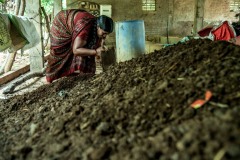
[[41, 7, 51, 48], [20, 0, 26, 16], [15, 0, 21, 15]]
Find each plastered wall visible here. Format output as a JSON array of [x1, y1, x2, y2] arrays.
[[204, 0, 236, 23], [66, 0, 238, 37]]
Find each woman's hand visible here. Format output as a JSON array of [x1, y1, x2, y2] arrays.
[[95, 45, 108, 57]]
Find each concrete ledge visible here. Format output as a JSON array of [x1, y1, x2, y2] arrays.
[[145, 41, 164, 54], [146, 36, 182, 44]]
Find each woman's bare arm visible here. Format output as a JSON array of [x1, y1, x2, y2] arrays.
[[72, 36, 97, 56], [72, 36, 107, 57]]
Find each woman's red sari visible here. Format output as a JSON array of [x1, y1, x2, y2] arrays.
[[46, 9, 100, 83]]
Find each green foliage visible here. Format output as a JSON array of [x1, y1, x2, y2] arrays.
[[41, 0, 53, 14]]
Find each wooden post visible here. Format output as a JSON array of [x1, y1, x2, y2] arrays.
[[167, 0, 174, 42], [193, 0, 205, 35], [15, 0, 21, 15], [20, 0, 26, 16], [25, 0, 44, 73], [4, 51, 17, 73]]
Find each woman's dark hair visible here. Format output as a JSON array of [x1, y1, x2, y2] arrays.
[[97, 15, 114, 33]]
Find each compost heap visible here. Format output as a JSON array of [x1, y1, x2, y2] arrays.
[[0, 39, 240, 160]]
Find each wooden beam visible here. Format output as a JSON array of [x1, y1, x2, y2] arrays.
[[0, 54, 49, 86], [0, 64, 30, 86]]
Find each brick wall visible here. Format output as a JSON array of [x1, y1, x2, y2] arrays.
[[204, 0, 236, 24], [66, 0, 238, 38]]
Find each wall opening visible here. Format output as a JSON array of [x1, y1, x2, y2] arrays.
[[142, 0, 156, 11], [230, 0, 240, 12]]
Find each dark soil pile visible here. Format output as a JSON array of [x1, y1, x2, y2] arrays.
[[0, 39, 240, 160]]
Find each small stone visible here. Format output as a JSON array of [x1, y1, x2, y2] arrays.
[[90, 145, 111, 160], [96, 122, 110, 134], [29, 123, 38, 135]]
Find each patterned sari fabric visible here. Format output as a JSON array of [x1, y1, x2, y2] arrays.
[[46, 9, 99, 83]]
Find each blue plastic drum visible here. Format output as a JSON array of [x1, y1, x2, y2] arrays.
[[115, 20, 145, 62]]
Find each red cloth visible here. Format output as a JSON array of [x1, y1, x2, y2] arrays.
[[211, 21, 235, 41], [46, 10, 100, 83], [198, 26, 213, 37], [74, 12, 94, 40], [198, 21, 235, 41]]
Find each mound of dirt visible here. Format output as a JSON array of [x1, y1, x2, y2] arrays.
[[0, 39, 240, 160]]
